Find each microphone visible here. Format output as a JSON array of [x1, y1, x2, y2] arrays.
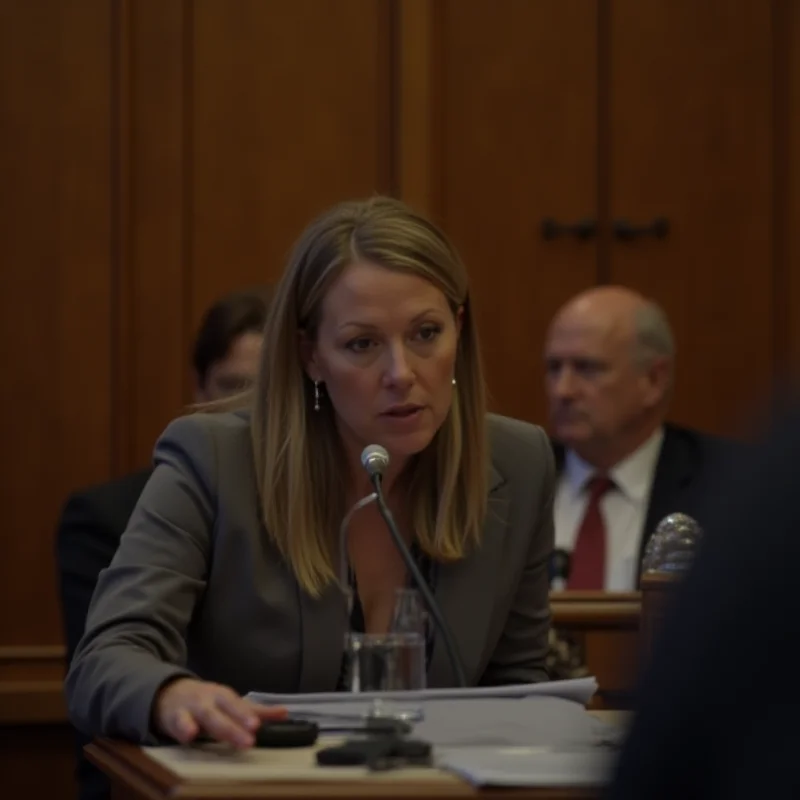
[[361, 444, 390, 479], [548, 548, 571, 591], [641, 512, 703, 575], [360, 444, 468, 688]]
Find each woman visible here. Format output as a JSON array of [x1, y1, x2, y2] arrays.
[[65, 196, 555, 749]]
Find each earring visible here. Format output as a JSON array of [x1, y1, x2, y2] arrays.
[[452, 377, 457, 386], [314, 380, 321, 412]]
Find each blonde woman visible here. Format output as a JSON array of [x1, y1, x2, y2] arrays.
[[66, 197, 555, 749]]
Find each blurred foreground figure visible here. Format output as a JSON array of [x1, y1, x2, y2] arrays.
[[606, 408, 800, 799]]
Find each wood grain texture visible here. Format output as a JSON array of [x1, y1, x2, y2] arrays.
[[190, 0, 394, 327], [784, 0, 800, 379], [114, 0, 193, 471], [609, 0, 775, 435], [0, 0, 114, 645], [433, 0, 600, 427]]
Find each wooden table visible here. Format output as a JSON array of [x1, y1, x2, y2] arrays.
[[87, 712, 625, 800]]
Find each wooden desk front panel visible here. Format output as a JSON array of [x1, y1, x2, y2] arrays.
[[0, 723, 77, 800], [551, 592, 642, 709]]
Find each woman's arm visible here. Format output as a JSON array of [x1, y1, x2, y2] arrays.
[[65, 414, 217, 742], [481, 425, 555, 685]]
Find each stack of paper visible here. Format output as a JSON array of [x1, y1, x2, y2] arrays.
[[242, 678, 622, 788], [435, 746, 615, 788]]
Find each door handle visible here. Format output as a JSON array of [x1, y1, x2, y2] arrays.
[[541, 218, 597, 241], [613, 217, 670, 241]]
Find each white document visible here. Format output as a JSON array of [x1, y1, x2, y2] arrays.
[[436, 746, 616, 787], [246, 676, 597, 708]]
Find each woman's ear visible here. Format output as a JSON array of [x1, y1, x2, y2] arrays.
[[298, 330, 320, 383], [455, 305, 464, 335]]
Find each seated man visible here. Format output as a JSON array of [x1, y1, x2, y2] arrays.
[[55, 287, 271, 800], [544, 286, 741, 591]]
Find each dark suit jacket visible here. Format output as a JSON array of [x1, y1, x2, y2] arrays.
[[56, 469, 153, 664], [606, 415, 799, 799], [55, 468, 152, 800], [65, 411, 556, 743], [552, 423, 745, 579]]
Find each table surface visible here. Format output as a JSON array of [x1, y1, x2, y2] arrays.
[[87, 711, 627, 800]]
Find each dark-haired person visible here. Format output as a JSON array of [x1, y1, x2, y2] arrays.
[[55, 287, 272, 800], [192, 289, 272, 401]]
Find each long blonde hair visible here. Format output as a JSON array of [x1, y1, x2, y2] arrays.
[[253, 197, 488, 596]]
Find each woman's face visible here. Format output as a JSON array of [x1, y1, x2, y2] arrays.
[[304, 260, 461, 468]]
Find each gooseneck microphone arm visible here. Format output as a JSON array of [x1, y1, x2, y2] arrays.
[[369, 471, 468, 688], [338, 492, 378, 612]]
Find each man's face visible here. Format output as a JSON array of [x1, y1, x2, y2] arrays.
[[196, 331, 263, 401], [544, 316, 659, 457]]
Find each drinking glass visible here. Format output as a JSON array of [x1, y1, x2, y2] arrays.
[[342, 588, 427, 721]]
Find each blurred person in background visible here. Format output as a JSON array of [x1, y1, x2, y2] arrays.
[[544, 286, 741, 591], [606, 402, 799, 799]]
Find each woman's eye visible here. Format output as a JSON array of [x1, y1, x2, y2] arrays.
[[346, 336, 375, 353], [416, 324, 442, 342]]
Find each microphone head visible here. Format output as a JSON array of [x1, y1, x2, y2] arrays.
[[361, 444, 390, 478], [642, 512, 703, 575]]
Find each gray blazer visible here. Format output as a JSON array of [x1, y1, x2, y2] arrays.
[[65, 411, 555, 742]]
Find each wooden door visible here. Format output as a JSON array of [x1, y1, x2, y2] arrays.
[[191, 0, 394, 330], [608, 0, 775, 436], [0, 0, 397, 650], [0, 0, 114, 647], [429, 0, 600, 427], [124, 0, 395, 468], [784, 0, 800, 377]]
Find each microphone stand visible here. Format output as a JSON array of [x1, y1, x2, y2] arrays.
[[369, 473, 467, 688], [338, 492, 378, 614]]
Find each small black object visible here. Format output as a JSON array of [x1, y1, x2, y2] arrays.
[[316, 736, 432, 771], [549, 548, 571, 585], [541, 218, 597, 240], [613, 217, 669, 240], [254, 719, 319, 748]]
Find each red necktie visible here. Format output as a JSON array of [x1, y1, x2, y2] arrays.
[[568, 476, 614, 590]]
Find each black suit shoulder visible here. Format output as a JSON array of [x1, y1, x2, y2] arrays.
[[63, 469, 153, 529], [661, 422, 745, 461], [654, 423, 749, 499], [55, 469, 153, 664]]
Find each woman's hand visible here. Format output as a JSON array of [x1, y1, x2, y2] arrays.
[[154, 677, 287, 747]]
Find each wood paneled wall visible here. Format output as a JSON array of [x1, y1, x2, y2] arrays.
[[1, 2, 799, 795]]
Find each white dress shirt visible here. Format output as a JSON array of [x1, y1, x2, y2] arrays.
[[554, 428, 665, 591]]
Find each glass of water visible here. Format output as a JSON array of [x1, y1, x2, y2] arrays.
[[344, 630, 425, 692], [343, 588, 427, 721]]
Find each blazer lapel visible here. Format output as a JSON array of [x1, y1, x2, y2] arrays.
[[641, 427, 695, 564], [427, 465, 510, 687], [296, 582, 349, 693]]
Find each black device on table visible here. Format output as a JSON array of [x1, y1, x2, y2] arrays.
[[316, 736, 433, 770], [253, 717, 432, 771], [252, 716, 412, 748]]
